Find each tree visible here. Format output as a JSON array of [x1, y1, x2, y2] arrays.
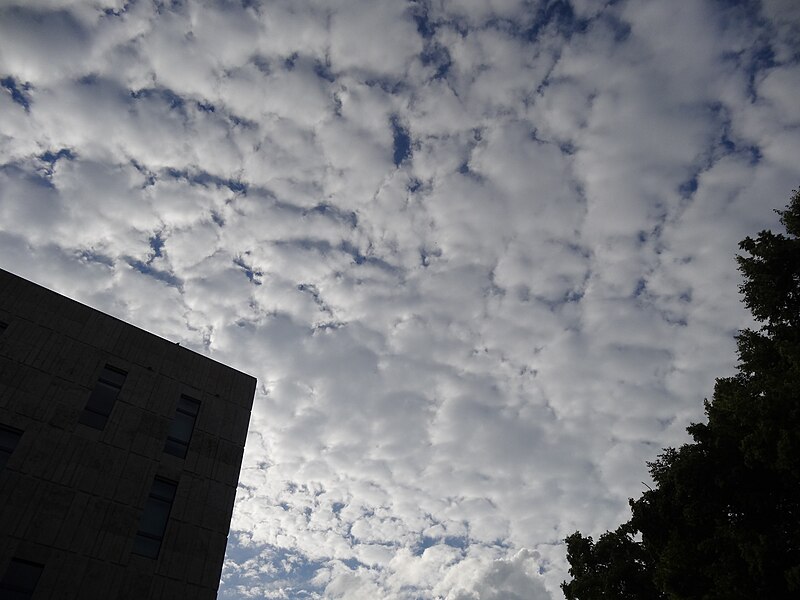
[[562, 524, 664, 600], [562, 190, 800, 599]]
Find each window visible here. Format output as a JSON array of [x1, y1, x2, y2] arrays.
[[0, 321, 7, 334], [78, 364, 127, 430], [0, 558, 44, 600], [164, 395, 200, 459], [132, 477, 177, 559], [0, 424, 22, 470]]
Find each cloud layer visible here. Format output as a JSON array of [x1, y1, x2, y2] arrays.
[[2, 0, 799, 597]]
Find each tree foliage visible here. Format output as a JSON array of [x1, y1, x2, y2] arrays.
[[562, 190, 800, 599]]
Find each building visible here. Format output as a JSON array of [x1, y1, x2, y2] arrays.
[[0, 268, 256, 599]]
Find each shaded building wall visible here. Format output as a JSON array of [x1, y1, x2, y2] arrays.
[[0, 269, 256, 599]]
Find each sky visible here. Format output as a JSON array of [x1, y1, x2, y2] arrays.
[[1, 0, 799, 598]]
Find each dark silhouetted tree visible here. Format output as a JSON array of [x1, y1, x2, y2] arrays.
[[562, 190, 800, 599]]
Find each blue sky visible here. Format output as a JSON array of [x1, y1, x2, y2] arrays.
[[1, 0, 799, 598]]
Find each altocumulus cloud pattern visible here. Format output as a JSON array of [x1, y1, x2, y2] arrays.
[[1, 0, 800, 598]]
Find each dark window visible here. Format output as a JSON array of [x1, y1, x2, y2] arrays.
[[0, 558, 44, 600], [0, 321, 7, 334], [0, 425, 23, 470], [133, 477, 177, 559], [79, 364, 127, 430], [164, 395, 200, 458]]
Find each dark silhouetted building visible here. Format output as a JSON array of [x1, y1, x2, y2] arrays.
[[0, 268, 256, 599]]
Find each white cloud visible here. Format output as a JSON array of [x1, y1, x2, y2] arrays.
[[443, 549, 551, 600], [329, 0, 422, 78]]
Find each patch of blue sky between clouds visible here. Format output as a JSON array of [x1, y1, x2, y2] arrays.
[[415, 534, 470, 556], [124, 257, 183, 290], [164, 167, 247, 195], [234, 255, 263, 286], [391, 115, 413, 167], [221, 543, 327, 600], [1, 77, 31, 110], [38, 148, 75, 168]]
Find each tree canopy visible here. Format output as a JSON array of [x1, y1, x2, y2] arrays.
[[562, 190, 800, 600]]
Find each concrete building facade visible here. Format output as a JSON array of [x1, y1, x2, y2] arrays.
[[0, 268, 256, 599]]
